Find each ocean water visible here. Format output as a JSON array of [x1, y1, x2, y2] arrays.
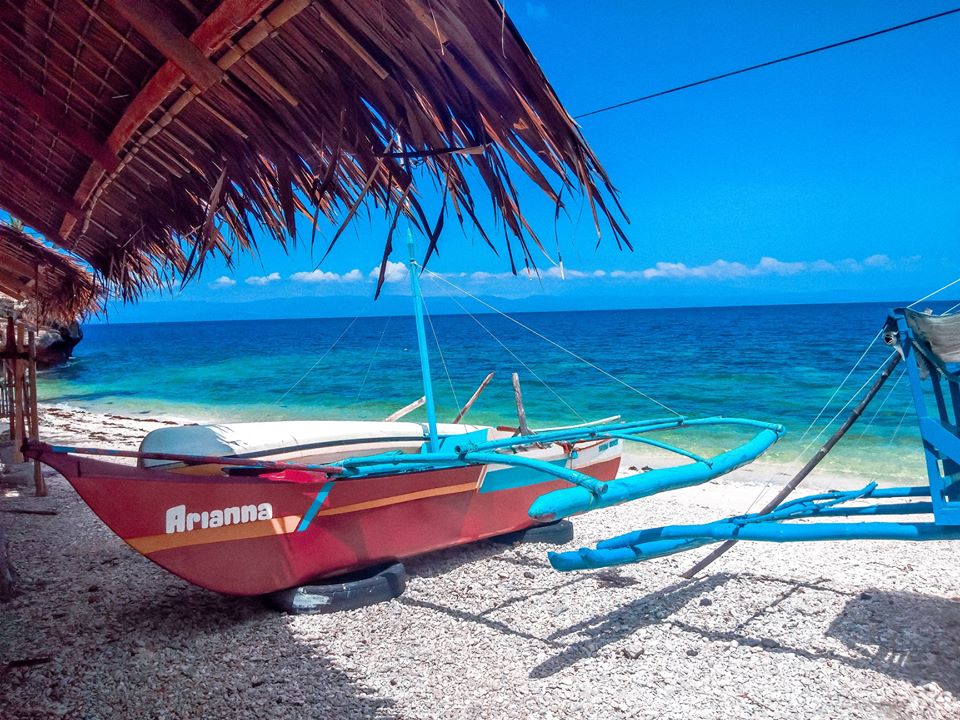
[[37, 301, 954, 483]]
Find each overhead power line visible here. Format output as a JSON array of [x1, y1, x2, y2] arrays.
[[575, 7, 960, 119]]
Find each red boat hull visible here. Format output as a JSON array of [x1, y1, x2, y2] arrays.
[[37, 450, 620, 595]]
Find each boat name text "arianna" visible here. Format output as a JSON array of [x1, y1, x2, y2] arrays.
[[165, 503, 273, 534]]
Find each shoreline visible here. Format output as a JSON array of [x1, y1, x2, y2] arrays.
[[2, 403, 958, 718], [33, 401, 897, 494]]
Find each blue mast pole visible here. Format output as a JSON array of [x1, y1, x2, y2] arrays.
[[407, 230, 440, 451]]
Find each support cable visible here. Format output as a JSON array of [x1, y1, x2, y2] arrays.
[[421, 295, 461, 414], [355, 316, 390, 401], [420, 266, 682, 417], [575, 7, 960, 119], [429, 276, 587, 422], [273, 310, 366, 406]]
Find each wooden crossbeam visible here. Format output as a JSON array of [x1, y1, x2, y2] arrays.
[[0, 67, 119, 173], [0, 275, 30, 301], [0, 252, 39, 283], [105, 0, 224, 91], [0, 160, 82, 219], [0, 197, 63, 241], [61, 0, 279, 239]]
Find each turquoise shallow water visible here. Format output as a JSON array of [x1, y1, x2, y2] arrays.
[[37, 301, 953, 483]]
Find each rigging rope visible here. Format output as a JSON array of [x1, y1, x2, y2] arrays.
[[421, 295, 461, 414], [575, 7, 960, 119], [795, 328, 884, 444], [420, 265, 683, 417], [355, 316, 390, 401], [794, 274, 960, 445], [431, 279, 587, 422], [791, 350, 898, 464], [907, 276, 960, 309], [856, 368, 906, 442], [889, 404, 912, 446], [273, 311, 365, 406]]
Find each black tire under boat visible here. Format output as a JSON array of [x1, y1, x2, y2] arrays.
[[490, 519, 574, 545], [265, 562, 407, 614]]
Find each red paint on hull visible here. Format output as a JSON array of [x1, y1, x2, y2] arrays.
[[36, 451, 620, 595]]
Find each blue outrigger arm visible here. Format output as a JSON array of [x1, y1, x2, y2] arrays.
[[330, 417, 783, 504], [550, 307, 960, 572], [528, 419, 783, 521]]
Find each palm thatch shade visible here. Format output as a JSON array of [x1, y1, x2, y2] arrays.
[[0, 225, 100, 322], [0, 0, 626, 302]]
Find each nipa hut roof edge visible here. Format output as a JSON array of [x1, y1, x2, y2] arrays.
[[0, 224, 101, 323], [0, 0, 627, 302]]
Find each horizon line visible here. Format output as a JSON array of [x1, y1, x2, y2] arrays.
[[86, 296, 959, 327]]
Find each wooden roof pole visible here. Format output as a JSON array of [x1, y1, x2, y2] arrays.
[[59, 0, 278, 240], [0, 160, 83, 219], [0, 250, 56, 281], [0, 67, 119, 173], [104, 1, 224, 91], [0, 197, 64, 242]]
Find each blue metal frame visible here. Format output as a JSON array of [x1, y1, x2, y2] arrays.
[[895, 309, 960, 524]]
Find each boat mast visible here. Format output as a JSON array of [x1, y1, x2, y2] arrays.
[[407, 230, 440, 451]]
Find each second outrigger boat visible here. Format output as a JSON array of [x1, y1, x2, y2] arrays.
[[25, 237, 784, 597]]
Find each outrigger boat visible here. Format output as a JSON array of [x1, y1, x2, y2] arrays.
[[23, 236, 784, 597]]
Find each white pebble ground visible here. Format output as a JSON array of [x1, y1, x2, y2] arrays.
[[2, 405, 958, 719]]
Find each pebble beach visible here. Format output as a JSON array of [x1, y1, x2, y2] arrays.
[[2, 404, 960, 719]]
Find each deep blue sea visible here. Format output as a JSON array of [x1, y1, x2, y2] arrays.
[[37, 301, 956, 483]]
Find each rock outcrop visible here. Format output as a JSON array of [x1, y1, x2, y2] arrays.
[[0, 296, 83, 368]]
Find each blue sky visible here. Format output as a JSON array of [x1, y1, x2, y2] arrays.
[[93, 2, 960, 320]]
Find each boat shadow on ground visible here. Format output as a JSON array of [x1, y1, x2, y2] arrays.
[[825, 589, 960, 695], [527, 573, 732, 679], [93, 584, 401, 718], [659, 574, 960, 695], [401, 545, 960, 695]]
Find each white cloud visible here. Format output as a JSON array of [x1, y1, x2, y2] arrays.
[[863, 254, 891, 268], [370, 261, 409, 283], [755, 256, 807, 275], [245, 272, 281, 286], [471, 270, 517, 282], [290, 268, 363, 283], [209, 276, 236, 289], [606, 255, 892, 282]]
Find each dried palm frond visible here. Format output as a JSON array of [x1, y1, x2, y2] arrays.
[[0, 0, 627, 301]]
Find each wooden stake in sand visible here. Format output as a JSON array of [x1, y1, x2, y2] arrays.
[[11, 322, 24, 464], [384, 396, 426, 422]]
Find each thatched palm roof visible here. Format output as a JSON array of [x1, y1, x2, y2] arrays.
[[0, 0, 626, 302], [0, 224, 100, 322]]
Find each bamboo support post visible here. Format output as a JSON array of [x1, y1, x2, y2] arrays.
[[682, 352, 903, 579], [453, 372, 495, 424], [11, 323, 24, 464], [384, 396, 426, 422], [512, 372, 531, 435], [27, 330, 44, 496]]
